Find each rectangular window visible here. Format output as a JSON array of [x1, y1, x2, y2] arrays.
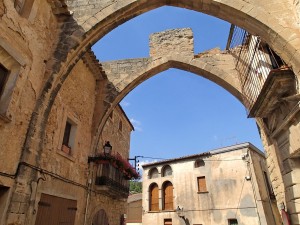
[[61, 119, 77, 155], [264, 171, 275, 199], [0, 64, 8, 98], [197, 176, 207, 193], [0, 186, 10, 223], [62, 121, 72, 147], [228, 219, 238, 225], [164, 219, 172, 225]]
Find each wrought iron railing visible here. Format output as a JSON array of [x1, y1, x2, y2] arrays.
[[95, 163, 130, 196], [227, 25, 288, 113]]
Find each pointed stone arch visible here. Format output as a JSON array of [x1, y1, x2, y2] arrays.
[[23, 0, 300, 173]]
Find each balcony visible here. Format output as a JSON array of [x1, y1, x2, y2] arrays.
[[88, 153, 139, 198], [227, 25, 296, 118]]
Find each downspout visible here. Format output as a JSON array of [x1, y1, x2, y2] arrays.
[[84, 162, 93, 225], [246, 150, 262, 225]]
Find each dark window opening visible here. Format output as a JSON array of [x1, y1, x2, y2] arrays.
[[264, 171, 275, 199], [228, 219, 238, 225], [0, 64, 8, 98], [195, 159, 205, 168], [62, 121, 72, 147]]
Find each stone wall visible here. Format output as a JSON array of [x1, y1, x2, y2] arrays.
[[149, 28, 194, 59]]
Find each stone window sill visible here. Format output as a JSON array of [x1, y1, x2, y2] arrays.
[[57, 149, 75, 162], [197, 191, 209, 194]]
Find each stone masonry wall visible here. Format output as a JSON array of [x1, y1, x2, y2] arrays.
[[149, 28, 194, 59]]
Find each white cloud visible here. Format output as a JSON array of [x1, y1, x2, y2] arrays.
[[130, 118, 143, 131], [120, 101, 130, 107]]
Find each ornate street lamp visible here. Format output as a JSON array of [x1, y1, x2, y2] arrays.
[[103, 141, 112, 155]]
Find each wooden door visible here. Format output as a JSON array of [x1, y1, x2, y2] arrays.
[[35, 194, 77, 225]]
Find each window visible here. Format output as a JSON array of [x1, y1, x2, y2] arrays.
[[149, 168, 159, 179], [149, 183, 159, 211], [0, 64, 8, 98], [228, 219, 238, 225], [195, 159, 205, 168], [162, 165, 172, 177], [264, 171, 275, 199], [197, 176, 207, 193], [0, 186, 10, 224], [61, 119, 77, 155], [164, 219, 172, 225], [162, 181, 173, 210]]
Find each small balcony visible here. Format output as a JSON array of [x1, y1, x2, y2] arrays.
[[227, 25, 296, 118], [88, 153, 140, 198]]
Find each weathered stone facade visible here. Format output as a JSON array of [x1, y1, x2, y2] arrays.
[[142, 143, 281, 225], [0, 0, 300, 224]]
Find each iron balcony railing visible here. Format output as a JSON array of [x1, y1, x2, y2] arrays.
[[226, 25, 288, 114], [95, 163, 130, 197]]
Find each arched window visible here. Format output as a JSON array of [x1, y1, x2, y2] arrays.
[[195, 159, 205, 168], [92, 209, 109, 225], [149, 183, 159, 211], [149, 168, 159, 179], [162, 181, 173, 210], [162, 165, 172, 177]]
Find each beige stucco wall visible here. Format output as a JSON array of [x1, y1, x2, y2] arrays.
[[142, 144, 277, 225]]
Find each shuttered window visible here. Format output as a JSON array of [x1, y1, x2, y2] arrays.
[[0, 64, 8, 98], [197, 176, 207, 193], [149, 183, 159, 211], [163, 181, 173, 210]]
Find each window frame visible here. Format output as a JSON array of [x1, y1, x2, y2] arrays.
[[197, 176, 208, 193], [0, 43, 24, 122], [162, 181, 173, 211], [149, 183, 159, 212], [162, 165, 172, 177], [57, 108, 79, 159]]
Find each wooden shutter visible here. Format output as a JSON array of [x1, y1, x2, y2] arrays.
[[150, 184, 159, 211], [35, 194, 77, 225], [163, 182, 173, 210], [197, 177, 207, 192]]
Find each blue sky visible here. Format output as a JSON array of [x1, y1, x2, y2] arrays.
[[92, 6, 263, 164]]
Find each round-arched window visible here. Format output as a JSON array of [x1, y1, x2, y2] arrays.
[[149, 168, 159, 179], [195, 159, 205, 168], [162, 165, 172, 177]]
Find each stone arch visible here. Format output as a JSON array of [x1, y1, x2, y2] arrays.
[[94, 49, 241, 149], [89, 208, 109, 225], [23, 0, 300, 167]]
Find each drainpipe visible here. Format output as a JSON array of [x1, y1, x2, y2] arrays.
[[84, 162, 93, 225]]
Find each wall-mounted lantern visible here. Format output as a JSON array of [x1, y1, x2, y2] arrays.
[[103, 141, 112, 155]]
